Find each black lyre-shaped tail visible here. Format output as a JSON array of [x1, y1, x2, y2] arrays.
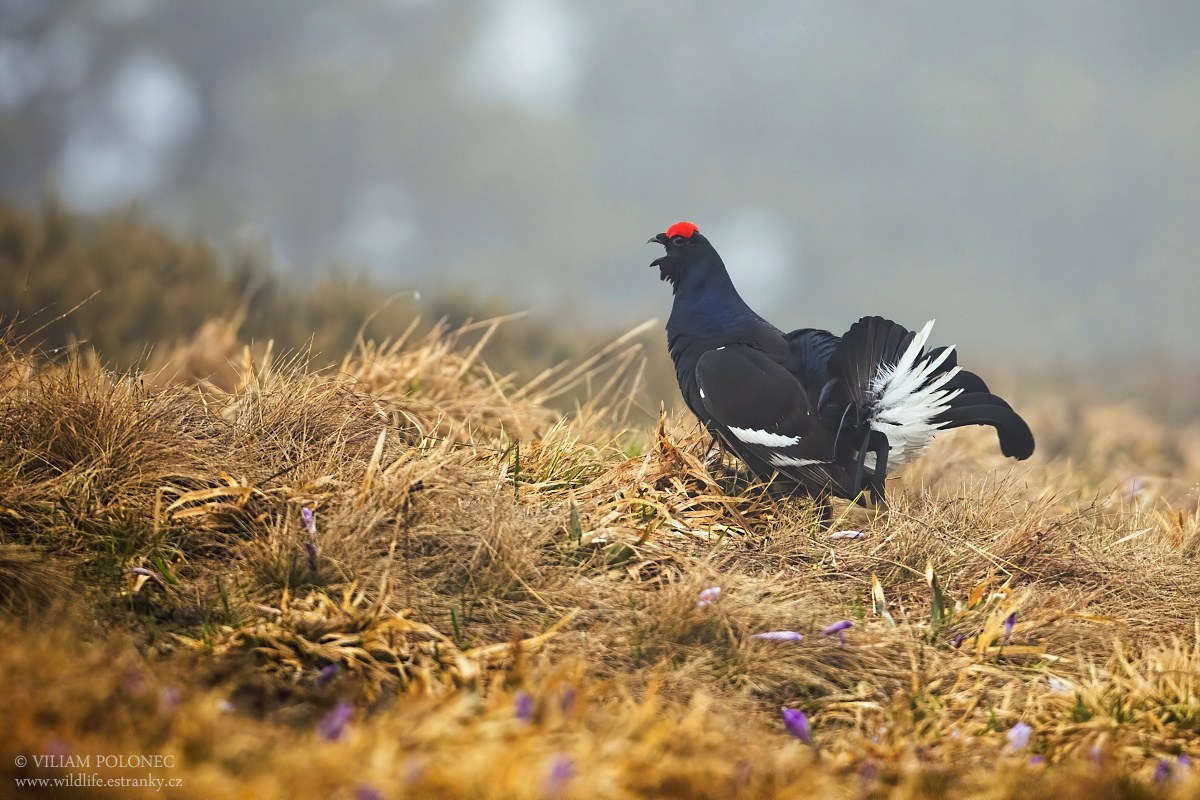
[[825, 316, 1035, 503]]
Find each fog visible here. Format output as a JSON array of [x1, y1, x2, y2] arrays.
[[3, 0, 1198, 362]]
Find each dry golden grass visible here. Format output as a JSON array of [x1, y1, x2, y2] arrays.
[[3, 317, 1200, 799]]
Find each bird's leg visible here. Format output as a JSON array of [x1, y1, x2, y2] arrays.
[[850, 425, 873, 498], [810, 490, 833, 527], [704, 432, 721, 460], [818, 497, 833, 526], [702, 430, 726, 478], [867, 430, 890, 507]]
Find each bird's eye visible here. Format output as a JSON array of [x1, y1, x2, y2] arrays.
[[670, 235, 688, 246]]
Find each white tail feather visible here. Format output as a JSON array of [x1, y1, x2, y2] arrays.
[[865, 320, 963, 466]]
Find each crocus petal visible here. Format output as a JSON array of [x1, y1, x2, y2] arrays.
[[560, 687, 576, 714], [781, 707, 812, 745], [1006, 722, 1032, 750], [316, 664, 339, 687], [123, 668, 147, 695], [123, 566, 165, 583], [305, 541, 319, 571], [301, 507, 317, 534], [1154, 759, 1171, 783], [317, 699, 354, 741], [821, 620, 852, 646], [1046, 676, 1072, 694], [158, 687, 181, 711], [1002, 612, 1016, 644], [516, 692, 533, 721], [952, 633, 965, 649], [696, 586, 722, 609], [541, 755, 575, 797], [1179, 754, 1192, 768], [752, 631, 804, 642], [829, 530, 866, 540]]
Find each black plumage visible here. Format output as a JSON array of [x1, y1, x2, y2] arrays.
[[649, 221, 1034, 504]]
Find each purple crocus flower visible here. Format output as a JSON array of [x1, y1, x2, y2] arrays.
[[1029, 755, 1044, 765], [124, 668, 147, 696], [1179, 754, 1192, 769], [1154, 759, 1171, 783], [316, 664, 339, 687], [1006, 722, 1032, 750], [158, 686, 181, 711], [516, 692, 533, 721], [822, 620, 852, 645], [696, 586, 721, 608], [952, 633, 965, 649], [752, 631, 804, 642], [305, 541, 319, 571], [829, 530, 866, 540], [123, 566, 165, 583], [317, 699, 354, 741], [1002, 612, 1016, 645], [301, 507, 317, 534], [354, 784, 383, 800], [541, 755, 575, 797], [781, 707, 812, 745]]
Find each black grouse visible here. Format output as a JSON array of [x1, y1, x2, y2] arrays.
[[649, 220, 1034, 504]]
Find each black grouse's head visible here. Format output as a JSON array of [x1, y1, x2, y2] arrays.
[[648, 221, 721, 292]]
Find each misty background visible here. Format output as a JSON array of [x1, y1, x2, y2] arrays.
[[2, 0, 1198, 365]]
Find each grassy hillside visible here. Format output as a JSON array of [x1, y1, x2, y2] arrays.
[[3, 310, 1200, 799]]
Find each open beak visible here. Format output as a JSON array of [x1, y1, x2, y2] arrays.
[[648, 232, 668, 267]]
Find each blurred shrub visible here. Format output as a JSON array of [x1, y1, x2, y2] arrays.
[[0, 197, 675, 409], [0, 197, 429, 365], [0, 197, 233, 364]]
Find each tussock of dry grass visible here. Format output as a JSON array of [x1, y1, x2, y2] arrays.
[[3, 319, 1200, 798]]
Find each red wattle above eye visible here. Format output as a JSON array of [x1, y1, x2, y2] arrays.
[[666, 221, 698, 239]]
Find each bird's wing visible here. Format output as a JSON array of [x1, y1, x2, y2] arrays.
[[694, 344, 852, 494]]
